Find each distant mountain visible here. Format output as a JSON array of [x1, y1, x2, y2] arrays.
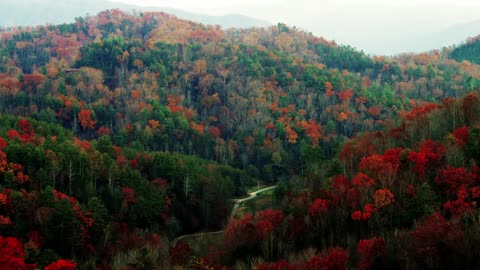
[[0, 0, 118, 27], [159, 8, 270, 29], [0, 0, 270, 28], [426, 19, 480, 51], [358, 19, 479, 55]]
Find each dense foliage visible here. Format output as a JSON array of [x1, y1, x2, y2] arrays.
[[0, 8, 480, 269], [214, 93, 480, 269], [451, 35, 480, 64]]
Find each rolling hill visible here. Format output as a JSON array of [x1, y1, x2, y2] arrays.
[[0, 8, 480, 269]]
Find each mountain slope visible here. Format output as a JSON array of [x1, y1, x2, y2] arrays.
[[0, 9, 480, 269], [450, 35, 480, 64]]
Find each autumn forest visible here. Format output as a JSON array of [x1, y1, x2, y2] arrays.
[[1, 8, 480, 270]]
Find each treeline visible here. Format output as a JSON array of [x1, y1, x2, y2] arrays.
[[1, 10, 479, 182], [450, 34, 480, 64]]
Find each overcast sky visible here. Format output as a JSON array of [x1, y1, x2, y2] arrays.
[[110, 0, 480, 55]]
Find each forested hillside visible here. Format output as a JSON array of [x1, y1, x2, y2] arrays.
[[451, 34, 480, 64], [0, 9, 480, 269]]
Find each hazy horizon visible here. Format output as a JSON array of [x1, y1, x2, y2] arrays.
[[109, 0, 480, 55], [2, 0, 480, 55]]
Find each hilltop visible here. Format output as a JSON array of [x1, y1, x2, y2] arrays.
[[0, 0, 269, 28]]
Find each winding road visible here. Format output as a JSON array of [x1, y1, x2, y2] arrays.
[[171, 185, 277, 247]]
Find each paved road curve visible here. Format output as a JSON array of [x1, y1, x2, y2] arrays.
[[171, 185, 277, 247], [229, 185, 277, 220]]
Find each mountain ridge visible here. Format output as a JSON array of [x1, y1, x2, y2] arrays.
[[0, 0, 270, 29]]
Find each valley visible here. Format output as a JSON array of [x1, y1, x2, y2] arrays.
[[0, 7, 479, 270]]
